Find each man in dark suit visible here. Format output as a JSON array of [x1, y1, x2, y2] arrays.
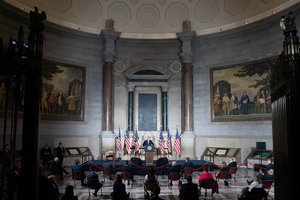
[[167, 161, 181, 186], [143, 136, 154, 147], [179, 175, 199, 200], [56, 142, 69, 179]]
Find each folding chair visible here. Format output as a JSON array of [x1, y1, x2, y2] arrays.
[[228, 166, 238, 181], [168, 172, 181, 188], [122, 172, 133, 188], [72, 171, 83, 187], [183, 167, 194, 179], [87, 179, 103, 199], [262, 180, 273, 197], [199, 178, 218, 197]]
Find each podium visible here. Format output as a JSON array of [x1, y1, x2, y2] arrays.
[[144, 144, 155, 166]]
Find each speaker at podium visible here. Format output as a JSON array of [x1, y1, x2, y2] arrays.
[[144, 144, 155, 165], [143, 136, 155, 165]]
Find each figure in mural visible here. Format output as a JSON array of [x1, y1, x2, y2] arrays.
[[230, 92, 239, 115], [240, 91, 250, 114], [222, 92, 230, 115], [213, 93, 221, 116]]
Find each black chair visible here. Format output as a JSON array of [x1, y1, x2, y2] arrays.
[[87, 179, 103, 199], [228, 166, 238, 181], [168, 172, 181, 188], [72, 171, 84, 187], [144, 179, 159, 199]]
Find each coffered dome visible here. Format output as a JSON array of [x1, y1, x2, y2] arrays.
[[5, 0, 299, 39]]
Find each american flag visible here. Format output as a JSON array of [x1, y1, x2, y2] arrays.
[[174, 128, 181, 155], [167, 129, 172, 154], [124, 129, 131, 154], [159, 130, 165, 154], [117, 128, 122, 153], [134, 129, 139, 153]]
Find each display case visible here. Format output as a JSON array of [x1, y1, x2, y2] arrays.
[[246, 148, 273, 168], [202, 147, 241, 164]]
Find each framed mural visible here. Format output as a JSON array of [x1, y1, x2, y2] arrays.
[[40, 60, 85, 121], [210, 57, 278, 122], [0, 60, 85, 121]]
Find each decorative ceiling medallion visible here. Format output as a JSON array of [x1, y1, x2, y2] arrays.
[[170, 62, 182, 73], [136, 4, 160, 27], [114, 61, 126, 72], [77, 0, 102, 21], [224, 0, 251, 16], [195, 0, 219, 23], [166, 2, 189, 26], [108, 1, 131, 26], [42, 0, 72, 13]]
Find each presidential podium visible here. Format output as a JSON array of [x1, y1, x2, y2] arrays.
[[144, 144, 155, 166]]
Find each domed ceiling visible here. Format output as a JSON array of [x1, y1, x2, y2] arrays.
[[5, 0, 299, 39]]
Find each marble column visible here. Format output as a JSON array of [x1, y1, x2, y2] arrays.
[[100, 21, 120, 156], [161, 87, 168, 131], [177, 31, 195, 132], [128, 87, 134, 131], [177, 29, 196, 159]]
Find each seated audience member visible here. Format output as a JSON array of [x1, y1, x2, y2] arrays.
[[261, 168, 274, 181], [113, 174, 129, 199], [123, 160, 135, 185], [48, 175, 60, 200], [144, 167, 159, 198], [150, 186, 164, 200], [198, 166, 213, 185], [50, 157, 70, 179], [167, 161, 181, 186], [182, 157, 194, 170], [61, 185, 78, 200], [261, 158, 274, 175], [227, 158, 237, 178], [86, 165, 103, 197], [71, 159, 85, 185], [145, 167, 158, 183], [39, 165, 50, 200], [227, 158, 237, 168], [238, 186, 267, 200], [179, 175, 199, 200], [248, 174, 262, 191], [216, 162, 229, 186]]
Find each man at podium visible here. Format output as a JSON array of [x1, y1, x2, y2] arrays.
[[143, 136, 155, 165], [143, 136, 154, 147]]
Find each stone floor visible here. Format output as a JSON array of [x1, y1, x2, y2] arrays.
[[51, 166, 274, 200]]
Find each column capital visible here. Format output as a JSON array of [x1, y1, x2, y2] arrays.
[[101, 30, 120, 62], [176, 31, 196, 63]]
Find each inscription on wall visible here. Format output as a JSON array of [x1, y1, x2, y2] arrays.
[[138, 94, 157, 131]]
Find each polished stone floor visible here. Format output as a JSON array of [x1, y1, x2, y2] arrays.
[[51, 167, 274, 200]]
